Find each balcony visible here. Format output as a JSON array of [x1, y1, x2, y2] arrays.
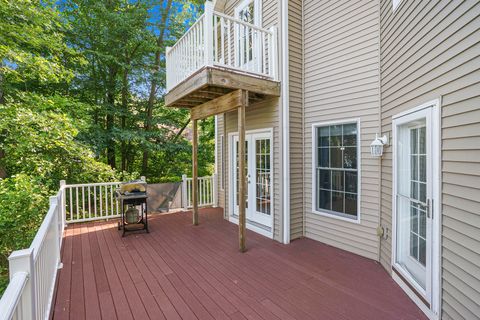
[[165, 2, 280, 109]]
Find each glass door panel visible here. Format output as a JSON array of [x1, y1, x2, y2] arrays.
[[233, 138, 248, 214], [395, 116, 430, 293], [254, 138, 271, 216]]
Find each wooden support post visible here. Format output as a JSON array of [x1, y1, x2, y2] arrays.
[[192, 119, 199, 225], [238, 90, 248, 252]]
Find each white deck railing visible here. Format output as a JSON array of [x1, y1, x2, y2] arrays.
[[0, 175, 217, 319], [0, 190, 64, 320], [62, 181, 122, 224], [166, 1, 277, 92], [182, 174, 217, 209]]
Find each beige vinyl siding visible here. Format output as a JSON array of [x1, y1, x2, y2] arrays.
[[217, 115, 226, 211], [288, 0, 303, 240], [303, 0, 381, 260], [379, 0, 480, 318], [217, 0, 281, 241]]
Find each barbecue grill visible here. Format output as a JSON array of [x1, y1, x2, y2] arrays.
[[116, 180, 149, 236]]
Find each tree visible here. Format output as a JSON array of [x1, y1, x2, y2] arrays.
[[0, 0, 81, 97]]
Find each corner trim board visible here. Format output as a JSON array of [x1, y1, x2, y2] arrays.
[[281, 0, 290, 244]]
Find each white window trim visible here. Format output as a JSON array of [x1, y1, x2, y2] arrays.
[[220, 134, 224, 190], [311, 119, 361, 224]]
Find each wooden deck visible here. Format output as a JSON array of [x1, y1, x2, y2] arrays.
[[52, 208, 427, 320]]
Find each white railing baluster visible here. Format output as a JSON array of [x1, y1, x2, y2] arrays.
[[82, 186, 85, 220], [99, 185, 103, 217], [104, 185, 108, 217], [110, 185, 114, 217], [94, 186, 97, 219], [75, 187, 79, 221], [69, 188, 73, 222], [88, 186, 91, 220], [213, 15, 218, 62]]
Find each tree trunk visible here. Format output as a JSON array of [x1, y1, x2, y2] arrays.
[[142, 0, 173, 175], [0, 149, 7, 179], [121, 63, 129, 171], [106, 67, 117, 169]]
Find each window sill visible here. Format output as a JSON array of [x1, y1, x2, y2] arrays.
[[310, 209, 361, 224]]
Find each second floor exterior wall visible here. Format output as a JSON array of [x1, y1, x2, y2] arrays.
[[302, 0, 382, 260]]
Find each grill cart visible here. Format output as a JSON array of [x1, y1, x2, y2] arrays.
[[116, 180, 149, 236]]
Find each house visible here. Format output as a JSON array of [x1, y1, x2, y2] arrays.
[[165, 0, 480, 319]]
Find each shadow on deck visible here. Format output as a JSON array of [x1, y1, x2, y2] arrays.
[[52, 208, 426, 320]]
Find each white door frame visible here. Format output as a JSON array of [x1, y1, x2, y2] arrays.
[[228, 128, 274, 238], [391, 99, 441, 320]]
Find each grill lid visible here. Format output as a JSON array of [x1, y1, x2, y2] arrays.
[[118, 180, 147, 195]]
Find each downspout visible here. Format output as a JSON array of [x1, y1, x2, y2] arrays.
[[281, 0, 290, 244]]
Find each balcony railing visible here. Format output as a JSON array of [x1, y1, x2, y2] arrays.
[[166, 1, 277, 92]]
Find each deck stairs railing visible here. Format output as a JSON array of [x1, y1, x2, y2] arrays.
[[166, 1, 277, 92], [0, 174, 217, 319]]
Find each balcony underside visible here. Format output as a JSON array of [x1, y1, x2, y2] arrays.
[[165, 66, 281, 109]]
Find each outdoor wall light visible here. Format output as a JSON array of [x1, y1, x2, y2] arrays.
[[370, 133, 389, 157]]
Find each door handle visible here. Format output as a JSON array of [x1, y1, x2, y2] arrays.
[[427, 199, 433, 219]]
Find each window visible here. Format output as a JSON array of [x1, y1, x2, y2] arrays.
[[392, 0, 402, 11], [313, 122, 359, 220]]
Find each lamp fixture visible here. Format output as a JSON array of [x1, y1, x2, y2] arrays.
[[370, 133, 389, 157]]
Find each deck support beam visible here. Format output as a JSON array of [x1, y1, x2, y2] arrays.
[[238, 90, 247, 252], [192, 119, 198, 225], [190, 89, 248, 252], [191, 89, 244, 120]]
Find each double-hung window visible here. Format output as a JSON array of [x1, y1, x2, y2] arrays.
[[313, 121, 360, 220]]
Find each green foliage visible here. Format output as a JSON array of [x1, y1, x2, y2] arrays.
[[0, 0, 85, 94], [0, 174, 50, 294], [0, 95, 123, 189]]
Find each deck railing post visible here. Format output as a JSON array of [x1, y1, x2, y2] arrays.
[[8, 248, 35, 320], [50, 196, 62, 270], [182, 174, 188, 211], [60, 180, 66, 229], [204, 1, 214, 66]]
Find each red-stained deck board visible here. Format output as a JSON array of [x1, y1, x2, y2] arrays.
[[53, 208, 428, 320]]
